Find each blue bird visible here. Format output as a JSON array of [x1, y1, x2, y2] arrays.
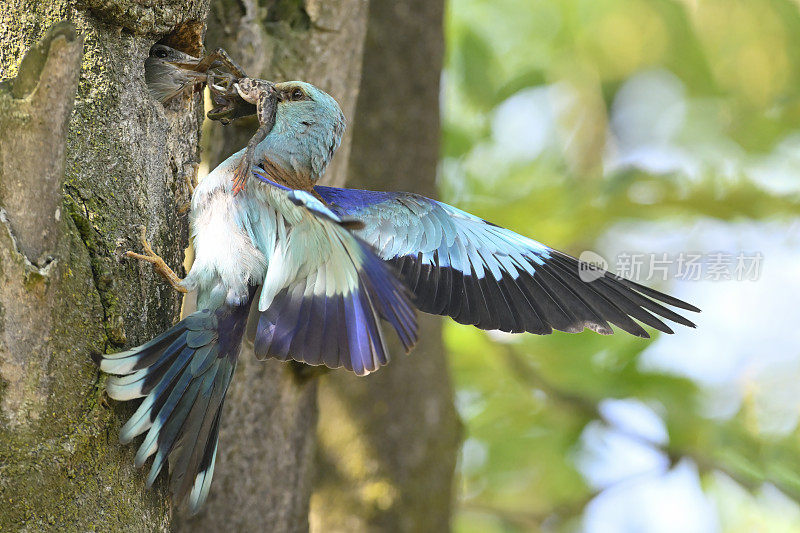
[[99, 80, 698, 513]]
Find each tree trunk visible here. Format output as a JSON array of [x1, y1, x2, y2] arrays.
[[311, 2, 463, 532], [1, 1, 453, 531], [0, 1, 208, 530], [174, 1, 370, 531]]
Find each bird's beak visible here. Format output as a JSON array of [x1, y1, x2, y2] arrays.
[[167, 58, 203, 71], [163, 57, 209, 82]]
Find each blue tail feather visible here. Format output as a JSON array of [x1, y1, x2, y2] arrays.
[[186, 409, 221, 513], [144, 373, 202, 478], [136, 359, 198, 469], [170, 362, 231, 505], [98, 298, 251, 514]]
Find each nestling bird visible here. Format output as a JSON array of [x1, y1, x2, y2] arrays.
[[144, 43, 250, 111], [144, 45, 208, 103], [99, 80, 699, 513]]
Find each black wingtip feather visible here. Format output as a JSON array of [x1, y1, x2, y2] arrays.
[[544, 256, 673, 335], [316, 186, 700, 339], [392, 245, 699, 339], [549, 252, 698, 334], [552, 251, 701, 314]]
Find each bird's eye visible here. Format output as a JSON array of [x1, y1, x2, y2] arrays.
[[291, 88, 304, 100], [154, 48, 169, 59]]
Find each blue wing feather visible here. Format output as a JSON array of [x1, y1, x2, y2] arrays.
[[243, 177, 418, 375], [316, 186, 699, 338]]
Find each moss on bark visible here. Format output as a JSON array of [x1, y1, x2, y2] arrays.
[[0, 1, 208, 529]]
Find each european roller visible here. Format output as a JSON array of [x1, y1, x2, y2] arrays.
[[98, 78, 699, 513]]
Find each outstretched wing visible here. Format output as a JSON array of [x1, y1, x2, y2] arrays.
[[241, 174, 417, 375], [315, 186, 699, 338]]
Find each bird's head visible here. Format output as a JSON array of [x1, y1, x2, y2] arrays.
[[236, 79, 346, 182], [144, 44, 207, 103]]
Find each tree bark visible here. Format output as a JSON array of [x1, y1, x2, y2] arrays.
[[0, 1, 208, 530], [311, 2, 463, 532], [174, 1, 370, 531]]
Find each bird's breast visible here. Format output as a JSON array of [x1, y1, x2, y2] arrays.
[[184, 180, 268, 305]]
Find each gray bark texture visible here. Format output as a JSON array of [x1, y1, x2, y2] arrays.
[[174, 1, 370, 532], [0, 1, 208, 530], [311, 2, 463, 532]]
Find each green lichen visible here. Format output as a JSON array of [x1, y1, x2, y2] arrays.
[[0, 0, 199, 529], [64, 188, 127, 349], [0, 221, 169, 532]]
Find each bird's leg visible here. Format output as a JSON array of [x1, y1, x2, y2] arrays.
[[232, 86, 279, 194], [126, 226, 188, 294]]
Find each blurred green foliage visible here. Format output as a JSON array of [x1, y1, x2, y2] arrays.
[[442, 0, 800, 530]]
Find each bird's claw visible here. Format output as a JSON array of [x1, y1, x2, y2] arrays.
[[99, 392, 111, 410], [125, 226, 188, 294]]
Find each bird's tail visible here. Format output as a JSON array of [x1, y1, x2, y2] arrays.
[[98, 302, 250, 514]]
